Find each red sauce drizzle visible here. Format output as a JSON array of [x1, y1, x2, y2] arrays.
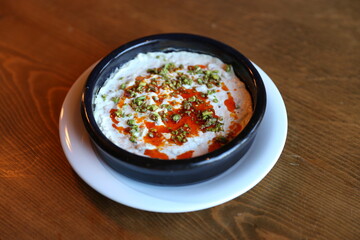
[[110, 109, 119, 124], [109, 65, 234, 160], [141, 88, 221, 149], [153, 94, 167, 105], [197, 64, 207, 69], [224, 92, 236, 112], [229, 122, 242, 138], [208, 140, 223, 153], [144, 149, 169, 159], [143, 121, 169, 147], [221, 82, 229, 91], [117, 98, 126, 108], [176, 150, 194, 159], [112, 124, 125, 133]]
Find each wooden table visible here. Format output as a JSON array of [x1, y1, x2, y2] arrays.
[[1, 0, 359, 239]]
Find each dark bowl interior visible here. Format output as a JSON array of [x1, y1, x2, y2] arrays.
[[81, 33, 266, 185]]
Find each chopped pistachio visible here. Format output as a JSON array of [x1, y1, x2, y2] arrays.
[[147, 104, 158, 111], [126, 90, 137, 98], [207, 89, 216, 95], [147, 68, 158, 74], [131, 125, 139, 131], [149, 112, 160, 121], [127, 119, 136, 126], [172, 114, 181, 122], [160, 104, 172, 111], [204, 117, 217, 127], [182, 101, 192, 110], [130, 128, 137, 135], [211, 73, 220, 80], [225, 64, 231, 72], [129, 136, 137, 143], [139, 82, 147, 87], [119, 83, 126, 90], [201, 110, 213, 119], [133, 96, 146, 106], [215, 136, 228, 143], [164, 62, 176, 72], [115, 109, 123, 117], [206, 83, 214, 88], [160, 68, 169, 78], [111, 97, 120, 104], [188, 96, 196, 102]]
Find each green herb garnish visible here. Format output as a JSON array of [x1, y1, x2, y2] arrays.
[[129, 135, 137, 143], [111, 97, 120, 104], [127, 119, 136, 126], [225, 64, 231, 72], [120, 83, 126, 89], [172, 114, 181, 122]]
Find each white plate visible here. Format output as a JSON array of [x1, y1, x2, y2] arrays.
[[59, 63, 287, 213]]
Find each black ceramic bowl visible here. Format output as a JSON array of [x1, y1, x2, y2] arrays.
[[81, 33, 266, 185]]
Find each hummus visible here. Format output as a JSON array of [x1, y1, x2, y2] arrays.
[[93, 51, 253, 159]]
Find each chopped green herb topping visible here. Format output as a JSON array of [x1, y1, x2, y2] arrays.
[[147, 104, 158, 111], [215, 136, 228, 143], [129, 135, 137, 143], [201, 110, 213, 119], [107, 61, 232, 145], [172, 114, 181, 122], [225, 64, 231, 72], [120, 83, 126, 90], [127, 119, 136, 126], [111, 97, 120, 104], [149, 112, 160, 122], [115, 109, 124, 117]]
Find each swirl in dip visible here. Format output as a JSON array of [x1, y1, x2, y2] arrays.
[[93, 51, 253, 159]]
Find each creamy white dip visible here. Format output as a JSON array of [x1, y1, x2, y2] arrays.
[[94, 51, 252, 159]]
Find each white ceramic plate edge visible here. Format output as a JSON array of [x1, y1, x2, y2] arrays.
[[59, 62, 287, 213]]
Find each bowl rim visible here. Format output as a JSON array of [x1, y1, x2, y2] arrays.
[[81, 33, 266, 169]]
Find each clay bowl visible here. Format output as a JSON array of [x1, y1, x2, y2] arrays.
[[81, 33, 266, 185]]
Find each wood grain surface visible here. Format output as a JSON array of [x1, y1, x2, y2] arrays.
[[1, 0, 359, 239]]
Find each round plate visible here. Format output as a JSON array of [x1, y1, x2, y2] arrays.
[[59, 62, 287, 213]]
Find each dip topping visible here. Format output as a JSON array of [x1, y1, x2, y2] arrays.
[[94, 52, 253, 159]]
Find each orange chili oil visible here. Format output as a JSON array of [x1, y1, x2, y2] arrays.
[[176, 150, 194, 159], [110, 109, 120, 124], [221, 82, 229, 91], [224, 92, 236, 112], [208, 140, 223, 153], [144, 149, 169, 159], [109, 63, 233, 160]]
